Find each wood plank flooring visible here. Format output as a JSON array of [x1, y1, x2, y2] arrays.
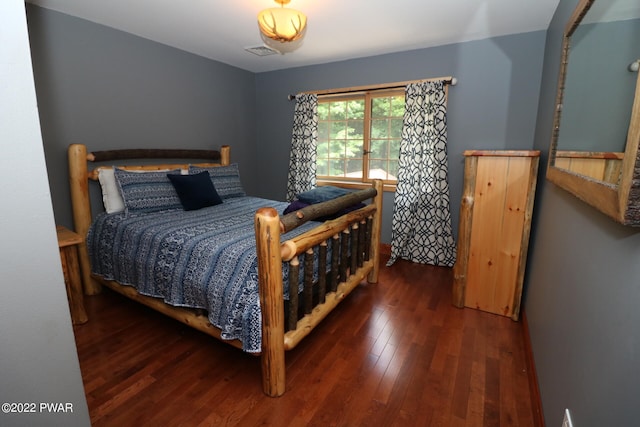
[[73, 256, 538, 426]]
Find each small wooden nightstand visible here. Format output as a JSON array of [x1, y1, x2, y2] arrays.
[[56, 225, 88, 324]]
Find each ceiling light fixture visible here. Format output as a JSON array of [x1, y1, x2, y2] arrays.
[[257, 0, 307, 54]]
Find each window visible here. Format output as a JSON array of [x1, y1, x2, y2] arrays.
[[316, 89, 404, 188]]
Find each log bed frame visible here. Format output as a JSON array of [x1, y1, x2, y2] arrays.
[[68, 143, 383, 397]]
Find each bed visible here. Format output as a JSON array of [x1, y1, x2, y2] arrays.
[[67, 143, 382, 397]]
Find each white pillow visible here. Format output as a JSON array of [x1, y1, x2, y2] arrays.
[[98, 168, 125, 213]]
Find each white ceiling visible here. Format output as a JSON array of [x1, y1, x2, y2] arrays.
[[26, 0, 561, 73]]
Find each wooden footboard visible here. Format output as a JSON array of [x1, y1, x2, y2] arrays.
[[67, 143, 382, 398], [255, 180, 383, 396]]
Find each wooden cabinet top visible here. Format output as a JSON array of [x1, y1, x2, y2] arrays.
[[56, 225, 83, 248], [463, 150, 540, 157]]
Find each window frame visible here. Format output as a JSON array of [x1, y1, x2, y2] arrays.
[[316, 88, 405, 192]]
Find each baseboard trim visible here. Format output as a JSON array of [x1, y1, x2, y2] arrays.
[[521, 309, 545, 426]]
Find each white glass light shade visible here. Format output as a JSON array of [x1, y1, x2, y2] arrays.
[[258, 5, 307, 53], [260, 27, 306, 54]]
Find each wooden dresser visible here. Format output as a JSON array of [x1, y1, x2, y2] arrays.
[[452, 150, 540, 320]]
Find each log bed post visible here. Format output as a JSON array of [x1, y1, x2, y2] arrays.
[[368, 179, 384, 283], [68, 143, 102, 295], [220, 145, 230, 167], [254, 207, 286, 397]]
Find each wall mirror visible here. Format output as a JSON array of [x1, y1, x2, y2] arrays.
[[546, 0, 640, 225]]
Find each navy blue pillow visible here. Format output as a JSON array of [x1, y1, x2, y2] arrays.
[[296, 186, 350, 204], [167, 171, 222, 211]]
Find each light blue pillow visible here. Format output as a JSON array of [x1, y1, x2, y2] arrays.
[[189, 164, 246, 199], [114, 168, 182, 214], [297, 186, 350, 204]]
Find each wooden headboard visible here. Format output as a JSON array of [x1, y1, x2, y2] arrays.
[[67, 143, 230, 295]]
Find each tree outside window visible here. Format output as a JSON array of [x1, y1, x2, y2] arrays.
[[317, 90, 404, 189]]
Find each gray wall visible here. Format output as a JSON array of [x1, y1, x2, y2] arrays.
[[253, 32, 547, 243], [27, 5, 257, 230], [527, 0, 640, 426], [0, 2, 90, 426]]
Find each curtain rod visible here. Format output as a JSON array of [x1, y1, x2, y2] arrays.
[[287, 76, 457, 100]]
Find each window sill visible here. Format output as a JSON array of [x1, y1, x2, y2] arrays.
[[316, 179, 396, 193]]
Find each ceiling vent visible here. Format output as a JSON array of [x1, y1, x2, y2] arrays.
[[245, 46, 279, 56]]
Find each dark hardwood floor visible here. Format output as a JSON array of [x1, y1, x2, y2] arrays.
[[73, 256, 539, 426]]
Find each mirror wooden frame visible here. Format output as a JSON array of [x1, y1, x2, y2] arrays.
[[546, 0, 640, 225]]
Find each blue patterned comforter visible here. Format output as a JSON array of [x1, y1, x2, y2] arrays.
[[87, 196, 318, 353]]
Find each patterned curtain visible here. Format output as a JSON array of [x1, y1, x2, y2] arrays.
[[387, 81, 456, 267], [286, 94, 318, 201]]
